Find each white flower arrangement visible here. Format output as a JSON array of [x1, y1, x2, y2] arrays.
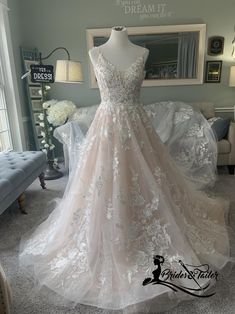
[[47, 100, 76, 126], [38, 113, 44, 120], [39, 98, 76, 168], [40, 99, 59, 166], [42, 99, 57, 109], [38, 85, 51, 96]]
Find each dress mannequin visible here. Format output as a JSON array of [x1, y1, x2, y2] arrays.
[[89, 25, 149, 70]]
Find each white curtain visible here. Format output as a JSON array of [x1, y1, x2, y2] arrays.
[[0, 0, 8, 10], [177, 32, 198, 78], [0, 0, 25, 151]]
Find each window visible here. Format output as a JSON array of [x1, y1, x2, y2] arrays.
[[0, 0, 25, 152], [0, 44, 12, 151]]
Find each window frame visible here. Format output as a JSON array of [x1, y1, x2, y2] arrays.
[[0, 0, 25, 151]]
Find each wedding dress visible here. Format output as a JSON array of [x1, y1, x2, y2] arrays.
[[19, 46, 234, 313], [54, 100, 217, 190]]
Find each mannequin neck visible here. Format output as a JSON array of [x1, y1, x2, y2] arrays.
[[107, 26, 131, 48]]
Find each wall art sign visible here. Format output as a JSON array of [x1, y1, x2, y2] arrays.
[[115, 0, 174, 20], [30, 64, 54, 83], [205, 60, 222, 83], [207, 36, 224, 56]]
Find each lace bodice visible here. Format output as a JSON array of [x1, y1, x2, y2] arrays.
[[92, 47, 146, 105]]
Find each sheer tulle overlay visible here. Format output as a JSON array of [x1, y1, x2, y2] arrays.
[[55, 100, 218, 190], [19, 46, 235, 313]]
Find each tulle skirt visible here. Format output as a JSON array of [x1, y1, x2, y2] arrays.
[[55, 101, 218, 190], [19, 101, 235, 313]]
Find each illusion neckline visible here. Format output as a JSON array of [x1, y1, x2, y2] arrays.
[[96, 46, 145, 73]]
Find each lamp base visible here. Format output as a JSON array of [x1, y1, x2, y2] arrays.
[[44, 160, 63, 180]]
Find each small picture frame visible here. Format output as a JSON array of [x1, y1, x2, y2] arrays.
[[35, 125, 43, 136], [29, 86, 42, 99], [207, 36, 224, 56], [205, 61, 222, 83], [31, 99, 42, 111], [33, 112, 42, 124]]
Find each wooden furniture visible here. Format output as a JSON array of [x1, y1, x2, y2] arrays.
[[21, 47, 43, 151]]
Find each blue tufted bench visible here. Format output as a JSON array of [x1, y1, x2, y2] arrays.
[[0, 151, 47, 215]]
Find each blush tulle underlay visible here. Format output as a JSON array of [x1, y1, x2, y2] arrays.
[[19, 46, 235, 313]]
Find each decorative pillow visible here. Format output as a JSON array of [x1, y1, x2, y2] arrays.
[[208, 117, 230, 141]]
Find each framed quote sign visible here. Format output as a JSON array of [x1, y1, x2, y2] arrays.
[[205, 60, 222, 83], [30, 64, 54, 83]]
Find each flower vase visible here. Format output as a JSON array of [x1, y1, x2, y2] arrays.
[[44, 150, 63, 180]]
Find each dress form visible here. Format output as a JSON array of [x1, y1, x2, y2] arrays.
[[89, 26, 149, 70]]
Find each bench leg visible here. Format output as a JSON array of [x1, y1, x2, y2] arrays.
[[228, 165, 235, 175], [18, 193, 27, 214], [39, 172, 46, 189]]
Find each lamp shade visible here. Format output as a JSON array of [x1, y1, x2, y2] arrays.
[[229, 66, 235, 86], [55, 60, 83, 83]]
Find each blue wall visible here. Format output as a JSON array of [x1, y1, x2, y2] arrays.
[[7, 0, 235, 148]]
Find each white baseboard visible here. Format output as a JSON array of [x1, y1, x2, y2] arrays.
[[215, 107, 234, 113]]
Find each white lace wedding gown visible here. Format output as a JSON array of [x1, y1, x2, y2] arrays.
[[19, 47, 234, 313]]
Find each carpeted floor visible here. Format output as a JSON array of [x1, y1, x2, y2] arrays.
[[0, 167, 235, 314]]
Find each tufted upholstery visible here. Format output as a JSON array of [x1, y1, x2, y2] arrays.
[[0, 151, 47, 215]]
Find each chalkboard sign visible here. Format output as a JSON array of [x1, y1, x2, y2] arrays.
[[30, 64, 54, 83]]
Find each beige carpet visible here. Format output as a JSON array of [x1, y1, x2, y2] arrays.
[[0, 167, 234, 314]]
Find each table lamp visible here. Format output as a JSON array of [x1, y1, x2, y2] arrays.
[[40, 47, 84, 83]]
